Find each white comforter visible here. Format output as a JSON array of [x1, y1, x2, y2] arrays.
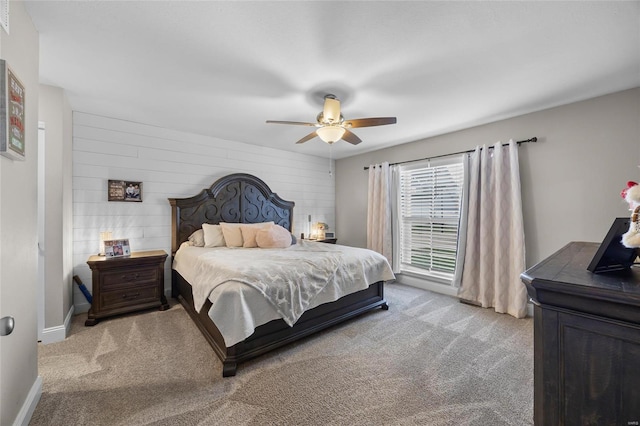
[[173, 240, 395, 346]]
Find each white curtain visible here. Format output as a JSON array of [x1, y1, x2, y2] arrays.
[[458, 140, 528, 318], [367, 162, 393, 265], [390, 165, 401, 273], [452, 155, 470, 288]]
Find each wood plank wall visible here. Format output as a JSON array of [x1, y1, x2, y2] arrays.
[[72, 112, 335, 312]]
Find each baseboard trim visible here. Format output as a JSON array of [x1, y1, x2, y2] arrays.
[[396, 274, 460, 297], [13, 375, 42, 426], [398, 274, 535, 318], [41, 305, 74, 344], [64, 305, 74, 336]]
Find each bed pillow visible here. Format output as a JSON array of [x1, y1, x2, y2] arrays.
[[256, 224, 292, 248], [221, 222, 273, 247], [187, 229, 205, 247], [240, 223, 273, 248], [202, 224, 226, 248]]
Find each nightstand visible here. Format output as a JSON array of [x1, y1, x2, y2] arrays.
[[85, 250, 168, 326], [314, 238, 337, 244]]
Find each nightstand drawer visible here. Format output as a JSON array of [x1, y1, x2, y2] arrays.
[[101, 285, 159, 310], [102, 267, 158, 290]]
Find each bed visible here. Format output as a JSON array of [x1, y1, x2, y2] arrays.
[[169, 173, 394, 377]]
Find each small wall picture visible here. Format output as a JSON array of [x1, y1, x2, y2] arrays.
[[0, 59, 26, 161], [108, 180, 142, 202], [104, 239, 131, 258]]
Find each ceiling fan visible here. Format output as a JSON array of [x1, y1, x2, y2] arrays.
[[266, 94, 397, 145]]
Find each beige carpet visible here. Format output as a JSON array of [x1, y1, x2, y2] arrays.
[[30, 284, 533, 425]]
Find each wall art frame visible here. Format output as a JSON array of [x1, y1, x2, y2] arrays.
[[0, 59, 26, 161], [108, 180, 143, 202]]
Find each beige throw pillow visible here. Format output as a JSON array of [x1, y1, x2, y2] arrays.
[[256, 224, 292, 248], [202, 224, 225, 248], [221, 222, 273, 247], [240, 225, 263, 248]]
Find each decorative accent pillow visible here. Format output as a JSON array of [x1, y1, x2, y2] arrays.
[[187, 229, 205, 247], [240, 224, 271, 248], [256, 224, 293, 248], [202, 224, 225, 248], [221, 222, 273, 248]]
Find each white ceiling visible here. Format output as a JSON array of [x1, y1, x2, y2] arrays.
[[24, 1, 640, 159]]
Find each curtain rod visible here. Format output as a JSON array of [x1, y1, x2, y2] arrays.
[[363, 137, 537, 170]]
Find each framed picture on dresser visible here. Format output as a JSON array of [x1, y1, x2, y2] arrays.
[[587, 217, 639, 273]]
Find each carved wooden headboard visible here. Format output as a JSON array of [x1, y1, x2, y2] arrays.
[[168, 173, 295, 255]]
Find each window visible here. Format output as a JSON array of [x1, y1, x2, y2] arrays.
[[397, 156, 465, 284]]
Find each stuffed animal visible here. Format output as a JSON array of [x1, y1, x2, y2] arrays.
[[621, 181, 640, 248]]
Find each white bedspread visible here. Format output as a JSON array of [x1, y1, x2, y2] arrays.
[[173, 240, 395, 346]]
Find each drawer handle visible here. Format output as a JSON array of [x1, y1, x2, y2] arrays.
[[120, 273, 140, 281], [122, 292, 140, 300]]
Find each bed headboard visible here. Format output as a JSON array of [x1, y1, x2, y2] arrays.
[[168, 173, 294, 255]]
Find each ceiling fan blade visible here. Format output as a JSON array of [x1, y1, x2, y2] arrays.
[[344, 117, 397, 128], [266, 120, 317, 126], [295, 131, 319, 144], [341, 129, 362, 145]]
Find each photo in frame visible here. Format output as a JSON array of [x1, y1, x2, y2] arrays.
[[104, 239, 131, 258], [108, 180, 143, 202], [0, 59, 26, 161]]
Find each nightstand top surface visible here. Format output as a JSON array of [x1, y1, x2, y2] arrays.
[[87, 249, 167, 264]]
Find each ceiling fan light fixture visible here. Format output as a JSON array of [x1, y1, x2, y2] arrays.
[[317, 126, 346, 144], [322, 95, 341, 124]]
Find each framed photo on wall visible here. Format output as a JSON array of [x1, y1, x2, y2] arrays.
[[104, 239, 131, 258], [108, 180, 143, 202], [0, 59, 26, 161]]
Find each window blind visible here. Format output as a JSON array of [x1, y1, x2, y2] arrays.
[[398, 159, 464, 282]]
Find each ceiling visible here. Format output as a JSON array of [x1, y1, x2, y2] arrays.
[[24, 1, 640, 159]]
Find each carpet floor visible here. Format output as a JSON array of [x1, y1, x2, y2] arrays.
[[30, 284, 533, 425]]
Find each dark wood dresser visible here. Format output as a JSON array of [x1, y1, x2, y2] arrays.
[[521, 241, 640, 425], [85, 250, 169, 326]]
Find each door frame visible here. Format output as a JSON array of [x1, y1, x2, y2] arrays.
[[37, 121, 45, 341]]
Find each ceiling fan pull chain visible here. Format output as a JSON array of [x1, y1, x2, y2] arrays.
[[329, 144, 333, 177]]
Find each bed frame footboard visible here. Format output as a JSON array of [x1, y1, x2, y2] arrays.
[[173, 270, 387, 377]]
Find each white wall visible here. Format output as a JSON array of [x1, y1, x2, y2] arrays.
[[72, 112, 336, 312], [38, 84, 73, 341], [0, 1, 41, 424], [336, 88, 640, 268]]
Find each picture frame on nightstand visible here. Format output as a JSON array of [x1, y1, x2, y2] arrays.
[[325, 232, 335, 239], [104, 239, 131, 258]]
